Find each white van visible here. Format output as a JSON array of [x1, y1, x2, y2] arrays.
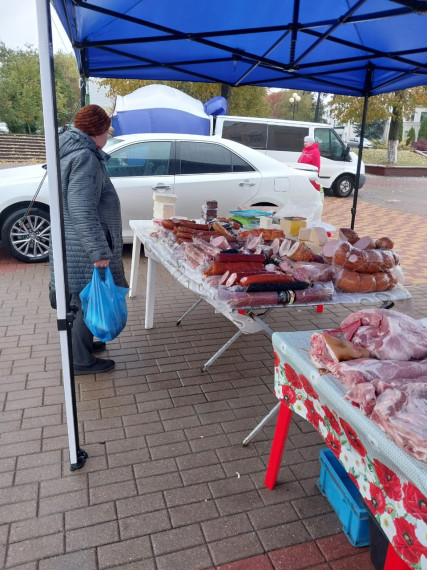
[[213, 116, 365, 198]]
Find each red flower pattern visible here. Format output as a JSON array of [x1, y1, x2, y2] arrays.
[[325, 432, 342, 459], [321, 406, 342, 435], [274, 350, 280, 368], [348, 473, 359, 490], [392, 517, 427, 564], [366, 482, 386, 515], [373, 459, 402, 501], [298, 373, 319, 399], [281, 385, 296, 405], [402, 481, 427, 523], [339, 418, 367, 457], [284, 363, 302, 388], [304, 399, 324, 429]]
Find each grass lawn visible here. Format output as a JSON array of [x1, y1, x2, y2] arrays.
[[354, 148, 427, 166]]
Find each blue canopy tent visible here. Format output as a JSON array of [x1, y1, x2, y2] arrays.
[[36, 0, 427, 468]]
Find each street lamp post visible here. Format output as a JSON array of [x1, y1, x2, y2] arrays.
[[289, 92, 301, 120]]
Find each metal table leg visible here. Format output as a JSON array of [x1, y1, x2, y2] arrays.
[[177, 297, 203, 326], [201, 329, 243, 372], [242, 402, 280, 446]]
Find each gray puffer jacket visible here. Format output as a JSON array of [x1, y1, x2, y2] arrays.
[[50, 127, 128, 293]]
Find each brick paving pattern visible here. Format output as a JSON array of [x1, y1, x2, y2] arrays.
[[1, 189, 427, 568]]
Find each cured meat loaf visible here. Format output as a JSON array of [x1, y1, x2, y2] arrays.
[[335, 268, 396, 293], [331, 241, 399, 273]]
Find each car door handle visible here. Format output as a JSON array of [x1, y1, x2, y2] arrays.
[[238, 180, 256, 187], [152, 183, 171, 191]]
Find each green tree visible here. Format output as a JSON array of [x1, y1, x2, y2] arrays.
[[0, 43, 80, 134], [418, 114, 427, 141], [406, 126, 416, 144], [329, 87, 427, 163], [99, 78, 269, 117], [354, 119, 386, 141]]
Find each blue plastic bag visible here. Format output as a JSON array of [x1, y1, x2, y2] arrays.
[[79, 267, 129, 342]]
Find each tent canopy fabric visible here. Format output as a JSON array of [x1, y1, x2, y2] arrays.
[[52, 0, 427, 96], [111, 84, 212, 135]]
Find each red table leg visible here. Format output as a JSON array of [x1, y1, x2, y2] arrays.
[[384, 544, 411, 569], [264, 401, 293, 490]]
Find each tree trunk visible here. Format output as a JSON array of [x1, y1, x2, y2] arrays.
[[221, 84, 232, 102], [387, 106, 400, 164]]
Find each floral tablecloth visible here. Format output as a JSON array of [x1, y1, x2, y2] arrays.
[[273, 330, 427, 570]]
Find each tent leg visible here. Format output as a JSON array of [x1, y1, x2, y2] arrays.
[[36, 0, 87, 470], [351, 65, 372, 229]]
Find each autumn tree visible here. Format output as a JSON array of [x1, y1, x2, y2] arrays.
[[329, 87, 427, 163], [265, 90, 327, 122], [0, 43, 80, 134]]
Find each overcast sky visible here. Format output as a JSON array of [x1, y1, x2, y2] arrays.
[[0, 0, 72, 53]]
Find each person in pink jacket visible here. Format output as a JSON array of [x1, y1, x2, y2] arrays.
[[298, 136, 322, 192]]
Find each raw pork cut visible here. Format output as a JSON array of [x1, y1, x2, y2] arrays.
[[370, 383, 427, 461], [329, 358, 427, 388], [340, 308, 427, 360], [310, 332, 370, 370], [344, 375, 427, 415]]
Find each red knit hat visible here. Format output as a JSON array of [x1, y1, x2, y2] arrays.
[[74, 104, 111, 136]]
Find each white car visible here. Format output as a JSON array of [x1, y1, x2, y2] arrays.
[[0, 133, 322, 263], [0, 122, 10, 134], [347, 137, 373, 149]]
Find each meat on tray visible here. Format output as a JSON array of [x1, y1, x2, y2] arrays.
[[370, 383, 427, 461], [340, 308, 427, 360]]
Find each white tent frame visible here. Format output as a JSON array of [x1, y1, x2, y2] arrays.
[[36, 0, 87, 470]]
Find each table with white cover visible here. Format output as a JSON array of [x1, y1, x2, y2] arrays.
[[129, 220, 413, 371], [268, 329, 427, 570]]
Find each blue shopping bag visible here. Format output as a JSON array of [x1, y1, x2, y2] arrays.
[[80, 267, 129, 342]]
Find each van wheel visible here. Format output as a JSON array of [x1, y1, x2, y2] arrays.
[[1, 207, 51, 263], [333, 175, 354, 198]]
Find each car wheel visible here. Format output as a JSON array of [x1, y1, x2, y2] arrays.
[[1, 207, 51, 263], [333, 175, 354, 198]]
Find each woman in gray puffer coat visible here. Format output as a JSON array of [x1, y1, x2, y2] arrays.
[[49, 104, 128, 375]]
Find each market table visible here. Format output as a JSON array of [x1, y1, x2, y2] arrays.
[[268, 330, 427, 570]]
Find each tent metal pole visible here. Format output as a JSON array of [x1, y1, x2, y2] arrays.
[[350, 65, 373, 230], [36, 0, 87, 471]]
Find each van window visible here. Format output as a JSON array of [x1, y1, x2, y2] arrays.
[[314, 128, 345, 161], [267, 125, 308, 151], [221, 121, 267, 150]]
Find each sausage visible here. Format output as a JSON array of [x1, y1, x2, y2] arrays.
[[335, 268, 396, 293], [353, 236, 376, 250], [240, 273, 295, 286], [177, 220, 210, 230], [286, 242, 316, 262], [246, 281, 309, 293], [338, 228, 360, 244], [375, 237, 394, 249], [204, 261, 265, 276], [214, 253, 266, 263], [161, 219, 175, 230], [333, 243, 398, 273], [225, 270, 271, 287], [211, 222, 235, 239]]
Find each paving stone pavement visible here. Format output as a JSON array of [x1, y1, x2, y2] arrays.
[[1, 195, 427, 569]]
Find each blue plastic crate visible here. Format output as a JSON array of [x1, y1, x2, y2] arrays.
[[317, 448, 370, 547]]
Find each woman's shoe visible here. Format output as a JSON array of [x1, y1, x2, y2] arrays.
[[74, 358, 115, 375], [93, 341, 106, 353]]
